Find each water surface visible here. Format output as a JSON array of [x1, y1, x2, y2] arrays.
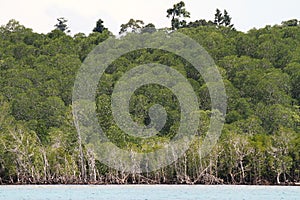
[[0, 185, 299, 200]]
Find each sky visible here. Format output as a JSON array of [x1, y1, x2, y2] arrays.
[[1, 0, 300, 35]]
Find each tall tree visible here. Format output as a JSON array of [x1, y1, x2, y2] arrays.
[[93, 19, 107, 33], [54, 17, 70, 33], [166, 1, 190, 30], [223, 10, 233, 28], [214, 9, 223, 26], [214, 9, 234, 29], [119, 19, 144, 34]]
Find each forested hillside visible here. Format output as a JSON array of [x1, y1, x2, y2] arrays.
[[0, 7, 299, 185]]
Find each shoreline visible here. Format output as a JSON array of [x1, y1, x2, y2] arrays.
[[1, 182, 299, 186]]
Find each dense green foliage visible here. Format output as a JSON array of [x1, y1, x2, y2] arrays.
[[0, 10, 299, 184]]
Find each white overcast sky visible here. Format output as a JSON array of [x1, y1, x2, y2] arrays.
[[1, 0, 300, 35]]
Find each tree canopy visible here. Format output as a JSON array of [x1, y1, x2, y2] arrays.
[[0, 2, 299, 185]]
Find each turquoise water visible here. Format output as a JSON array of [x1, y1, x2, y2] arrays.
[[0, 185, 299, 200]]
